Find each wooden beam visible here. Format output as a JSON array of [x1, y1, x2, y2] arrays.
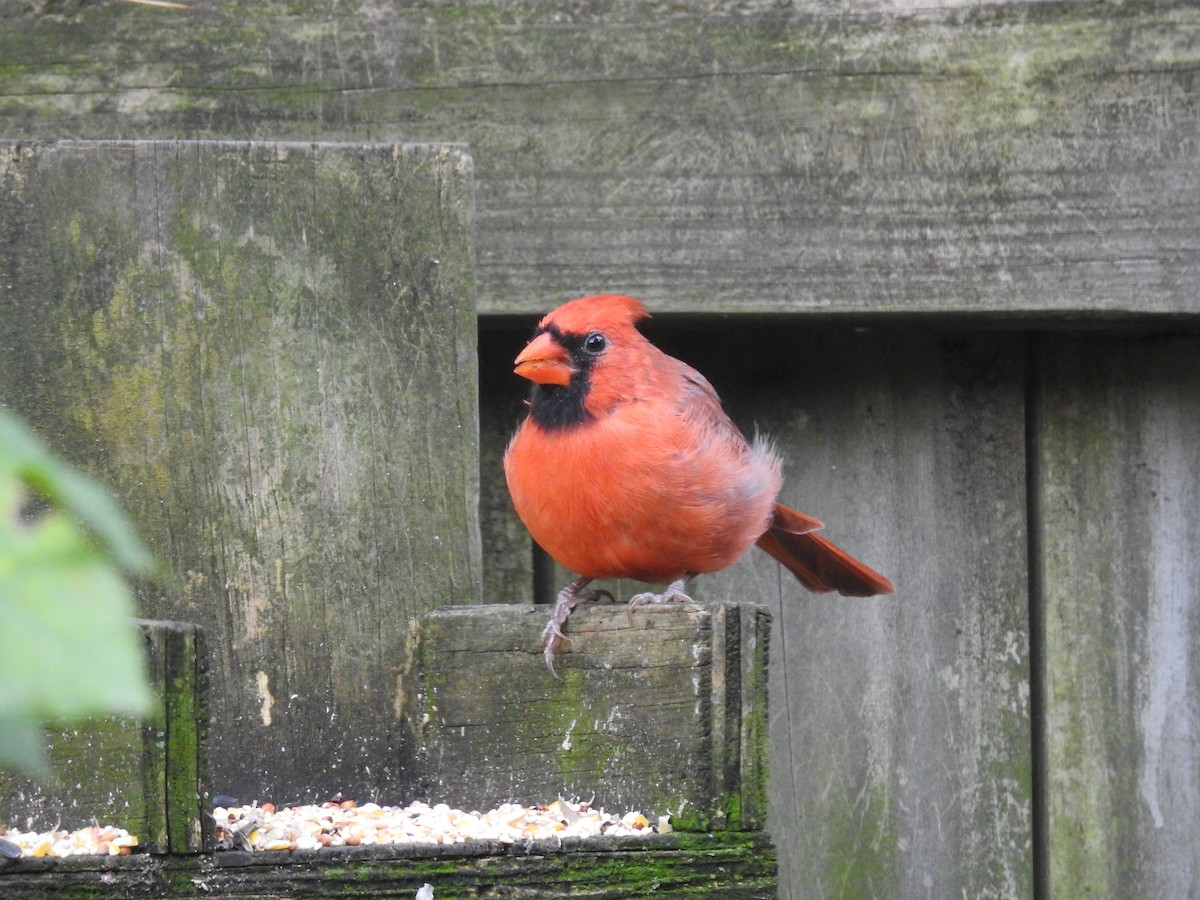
[[0, 832, 777, 898], [414, 601, 771, 832], [0, 2, 1196, 318]]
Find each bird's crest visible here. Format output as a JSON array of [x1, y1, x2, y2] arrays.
[[538, 294, 649, 335]]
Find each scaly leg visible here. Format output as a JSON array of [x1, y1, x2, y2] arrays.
[[541, 576, 615, 675]]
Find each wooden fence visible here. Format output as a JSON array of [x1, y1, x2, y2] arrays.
[[1, 2, 1198, 896], [0, 139, 481, 803]]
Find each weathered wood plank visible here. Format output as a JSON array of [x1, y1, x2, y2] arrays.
[[0, 832, 777, 899], [716, 328, 1031, 899], [154, 620, 210, 854], [415, 601, 770, 832], [0, 2, 1196, 317], [0, 620, 208, 855], [1035, 334, 1200, 898], [0, 140, 480, 804]]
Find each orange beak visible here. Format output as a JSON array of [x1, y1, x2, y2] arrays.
[[514, 331, 575, 386]]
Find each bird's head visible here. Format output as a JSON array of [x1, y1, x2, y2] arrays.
[[513, 294, 651, 428]]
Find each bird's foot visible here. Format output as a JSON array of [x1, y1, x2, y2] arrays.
[[627, 575, 696, 620], [540, 577, 615, 676]]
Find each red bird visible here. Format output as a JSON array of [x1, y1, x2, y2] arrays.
[[504, 294, 893, 672]]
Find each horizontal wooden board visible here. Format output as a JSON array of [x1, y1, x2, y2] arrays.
[[0, 2, 1197, 317], [0, 832, 777, 899]]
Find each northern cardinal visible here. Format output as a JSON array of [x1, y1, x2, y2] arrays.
[[504, 294, 893, 672]]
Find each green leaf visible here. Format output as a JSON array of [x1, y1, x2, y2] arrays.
[[0, 716, 52, 779], [0, 410, 155, 776], [0, 409, 154, 577]]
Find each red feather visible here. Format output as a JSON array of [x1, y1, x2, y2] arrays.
[[757, 503, 894, 596]]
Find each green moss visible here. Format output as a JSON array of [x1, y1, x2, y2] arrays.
[[2, 832, 776, 896], [820, 783, 898, 897], [159, 861, 206, 896], [548, 668, 608, 774], [1036, 351, 1136, 896], [668, 807, 709, 834]]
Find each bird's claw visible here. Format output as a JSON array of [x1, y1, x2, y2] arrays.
[[541, 628, 566, 675], [540, 584, 616, 676], [626, 576, 695, 625], [627, 589, 693, 608]]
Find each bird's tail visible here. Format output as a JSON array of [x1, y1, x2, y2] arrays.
[[756, 503, 894, 597]]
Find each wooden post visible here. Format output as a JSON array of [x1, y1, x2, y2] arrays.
[[414, 600, 771, 832], [0, 140, 481, 804], [0, 620, 208, 855]]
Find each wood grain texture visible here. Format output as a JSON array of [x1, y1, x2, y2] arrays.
[[416, 601, 770, 831], [1035, 334, 1200, 899], [0, 3, 1194, 895], [0, 140, 480, 803], [713, 327, 1031, 899], [0, 832, 777, 899], [0, 2, 1196, 317]]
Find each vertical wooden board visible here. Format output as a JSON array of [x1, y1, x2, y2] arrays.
[[1036, 335, 1200, 899], [140, 623, 171, 854], [681, 326, 1033, 898], [736, 603, 773, 832], [0, 140, 480, 803], [158, 619, 210, 853]]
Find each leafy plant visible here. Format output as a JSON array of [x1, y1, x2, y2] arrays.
[[0, 408, 154, 776]]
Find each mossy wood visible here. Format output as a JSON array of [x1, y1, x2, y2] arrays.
[[0, 620, 208, 855], [415, 601, 770, 832], [0, 832, 776, 899], [1034, 335, 1200, 899], [0, 140, 481, 804], [0, 2, 1196, 319]]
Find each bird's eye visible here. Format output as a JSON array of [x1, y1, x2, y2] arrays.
[[583, 332, 607, 355]]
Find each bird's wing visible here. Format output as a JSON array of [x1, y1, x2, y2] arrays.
[[676, 360, 758, 447], [676, 362, 730, 421]]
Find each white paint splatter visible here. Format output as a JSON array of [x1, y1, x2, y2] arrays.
[[256, 670, 274, 727]]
